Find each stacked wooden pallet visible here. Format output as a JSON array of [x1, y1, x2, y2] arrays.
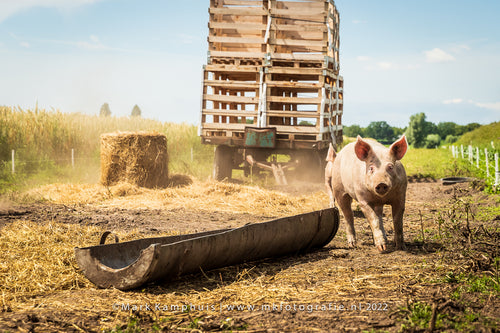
[[200, 0, 343, 150]]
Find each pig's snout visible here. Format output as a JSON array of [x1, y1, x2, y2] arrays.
[[375, 182, 389, 195]]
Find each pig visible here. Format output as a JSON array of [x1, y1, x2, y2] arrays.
[[325, 143, 336, 208], [331, 135, 408, 252]]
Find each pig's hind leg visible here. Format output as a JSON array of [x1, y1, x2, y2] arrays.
[[336, 193, 357, 248]]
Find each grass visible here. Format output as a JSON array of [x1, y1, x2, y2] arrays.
[[0, 106, 214, 193], [397, 146, 479, 182], [455, 122, 500, 150]]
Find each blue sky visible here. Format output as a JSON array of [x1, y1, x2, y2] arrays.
[[0, 0, 499, 128]]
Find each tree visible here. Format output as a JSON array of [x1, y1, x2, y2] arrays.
[[131, 104, 142, 117], [392, 126, 406, 139], [437, 122, 458, 140], [406, 112, 432, 148], [425, 134, 441, 148], [463, 122, 481, 133], [343, 124, 364, 138], [364, 121, 394, 142], [100, 103, 111, 117]]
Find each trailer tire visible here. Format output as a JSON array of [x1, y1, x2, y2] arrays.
[[213, 145, 233, 181]]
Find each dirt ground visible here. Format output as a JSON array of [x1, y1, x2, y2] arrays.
[[0, 179, 499, 332]]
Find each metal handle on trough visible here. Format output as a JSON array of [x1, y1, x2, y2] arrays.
[[99, 231, 120, 245]]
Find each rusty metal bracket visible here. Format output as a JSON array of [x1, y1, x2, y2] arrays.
[[246, 154, 289, 185]]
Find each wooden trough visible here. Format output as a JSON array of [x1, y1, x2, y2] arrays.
[[75, 208, 339, 290]]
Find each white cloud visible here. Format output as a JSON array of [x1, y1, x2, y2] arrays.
[[442, 98, 500, 111], [442, 98, 463, 105], [352, 20, 367, 24], [356, 56, 370, 62], [451, 44, 470, 53], [474, 101, 500, 111], [20, 42, 30, 48], [76, 35, 105, 50], [424, 48, 455, 63], [0, 0, 106, 22], [41, 35, 134, 53], [377, 62, 395, 70]]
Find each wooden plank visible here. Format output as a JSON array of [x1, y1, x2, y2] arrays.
[[270, 38, 326, 47], [203, 122, 319, 134], [204, 94, 258, 104], [267, 96, 321, 104], [221, 0, 264, 5], [209, 21, 266, 32], [274, 30, 325, 40], [269, 8, 326, 17], [202, 109, 258, 117], [273, 24, 327, 32], [208, 36, 264, 44], [266, 67, 324, 75], [209, 7, 266, 16], [269, 53, 325, 61], [202, 123, 248, 130], [209, 51, 265, 58], [266, 110, 321, 118], [204, 80, 259, 89], [205, 64, 260, 72], [266, 81, 322, 89], [203, 109, 324, 119]]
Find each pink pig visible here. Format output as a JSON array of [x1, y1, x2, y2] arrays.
[[330, 135, 408, 252]]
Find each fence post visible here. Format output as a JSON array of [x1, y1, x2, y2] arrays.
[[461, 145, 464, 159], [71, 149, 75, 168], [495, 153, 499, 187], [468, 145, 473, 164], [11, 150, 15, 174], [476, 147, 479, 168], [485, 148, 489, 179]]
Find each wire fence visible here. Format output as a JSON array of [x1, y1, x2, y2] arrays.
[[450, 144, 500, 187], [5, 148, 207, 175], [6, 149, 97, 174]]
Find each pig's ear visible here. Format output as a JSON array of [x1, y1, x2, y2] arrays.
[[326, 143, 336, 162], [354, 136, 371, 161], [390, 135, 408, 160]]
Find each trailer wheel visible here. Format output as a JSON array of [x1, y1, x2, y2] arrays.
[[213, 145, 233, 181]]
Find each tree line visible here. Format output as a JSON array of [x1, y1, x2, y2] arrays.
[[343, 112, 481, 148]]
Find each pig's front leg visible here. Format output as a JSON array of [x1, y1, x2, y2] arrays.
[[359, 202, 387, 252], [391, 198, 406, 250]]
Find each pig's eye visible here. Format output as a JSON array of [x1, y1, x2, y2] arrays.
[[369, 165, 375, 173], [387, 163, 394, 171]]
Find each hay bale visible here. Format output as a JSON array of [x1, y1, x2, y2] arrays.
[[100, 131, 169, 188]]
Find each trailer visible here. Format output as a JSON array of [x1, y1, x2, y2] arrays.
[[199, 0, 344, 183]]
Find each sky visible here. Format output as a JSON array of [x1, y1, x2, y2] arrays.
[[0, 0, 499, 128]]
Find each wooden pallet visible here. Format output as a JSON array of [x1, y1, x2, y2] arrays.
[[208, 0, 340, 72], [201, 0, 343, 149]]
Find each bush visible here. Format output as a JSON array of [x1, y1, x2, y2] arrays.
[[425, 134, 441, 148], [444, 135, 459, 144]]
